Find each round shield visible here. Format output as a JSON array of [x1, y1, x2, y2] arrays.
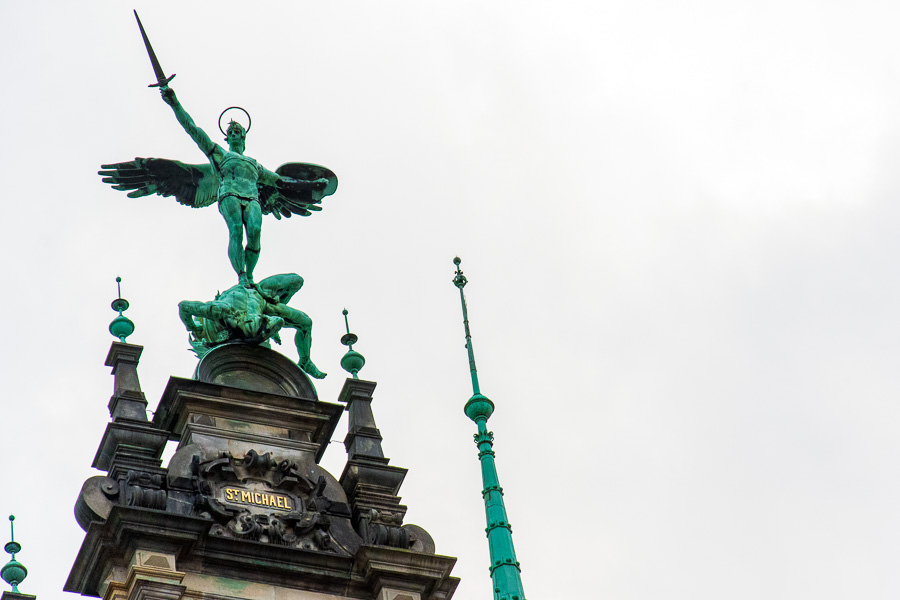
[[275, 163, 338, 197]]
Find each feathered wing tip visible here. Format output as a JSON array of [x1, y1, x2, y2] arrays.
[[98, 158, 218, 208]]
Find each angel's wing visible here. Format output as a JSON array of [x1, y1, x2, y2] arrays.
[[258, 163, 338, 220], [99, 158, 219, 208]]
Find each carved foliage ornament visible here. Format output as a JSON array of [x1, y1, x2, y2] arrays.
[[192, 449, 352, 554]]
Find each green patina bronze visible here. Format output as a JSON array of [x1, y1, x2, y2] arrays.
[[2, 516, 27, 593], [99, 12, 338, 287], [179, 273, 325, 379], [98, 13, 334, 378], [339, 309, 365, 379], [453, 257, 527, 600], [109, 276, 135, 342]]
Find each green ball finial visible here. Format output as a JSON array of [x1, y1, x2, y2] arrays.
[[464, 393, 494, 423], [2, 515, 26, 593], [340, 308, 365, 379], [109, 276, 135, 343]]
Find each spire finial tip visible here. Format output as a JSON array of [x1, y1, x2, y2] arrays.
[[109, 276, 135, 342], [340, 307, 365, 378]]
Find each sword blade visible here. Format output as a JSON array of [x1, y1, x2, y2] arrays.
[[133, 10, 173, 88]]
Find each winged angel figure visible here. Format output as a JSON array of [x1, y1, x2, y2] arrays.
[[100, 86, 337, 286]]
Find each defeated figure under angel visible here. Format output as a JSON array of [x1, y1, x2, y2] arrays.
[[179, 273, 326, 379]]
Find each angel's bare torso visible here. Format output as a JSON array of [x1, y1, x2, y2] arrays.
[[163, 86, 275, 284], [218, 152, 262, 201]]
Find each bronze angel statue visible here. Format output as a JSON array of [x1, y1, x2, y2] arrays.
[[100, 85, 337, 286]]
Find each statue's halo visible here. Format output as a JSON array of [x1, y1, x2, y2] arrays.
[[218, 106, 252, 136]]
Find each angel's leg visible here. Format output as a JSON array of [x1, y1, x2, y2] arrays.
[[219, 196, 245, 280], [244, 201, 263, 284]]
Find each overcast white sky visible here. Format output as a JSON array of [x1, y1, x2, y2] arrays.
[[3, 1, 900, 598]]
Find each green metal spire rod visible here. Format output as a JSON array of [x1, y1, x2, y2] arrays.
[[453, 257, 481, 395], [452, 257, 526, 600]]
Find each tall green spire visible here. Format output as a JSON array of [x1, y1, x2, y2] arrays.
[[2, 516, 27, 593], [452, 257, 526, 600]]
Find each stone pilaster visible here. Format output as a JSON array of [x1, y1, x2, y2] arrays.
[[93, 342, 170, 507], [106, 342, 148, 422], [1, 592, 36, 600], [101, 550, 185, 600], [339, 379, 385, 460], [356, 547, 458, 600], [338, 379, 411, 548]]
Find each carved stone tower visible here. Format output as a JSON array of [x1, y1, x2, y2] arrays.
[[66, 341, 458, 600]]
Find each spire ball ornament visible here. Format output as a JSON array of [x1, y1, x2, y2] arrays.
[[464, 392, 494, 422], [109, 276, 135, 342], [2, 515, 27, 593], [340, 308, 365, 379]]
